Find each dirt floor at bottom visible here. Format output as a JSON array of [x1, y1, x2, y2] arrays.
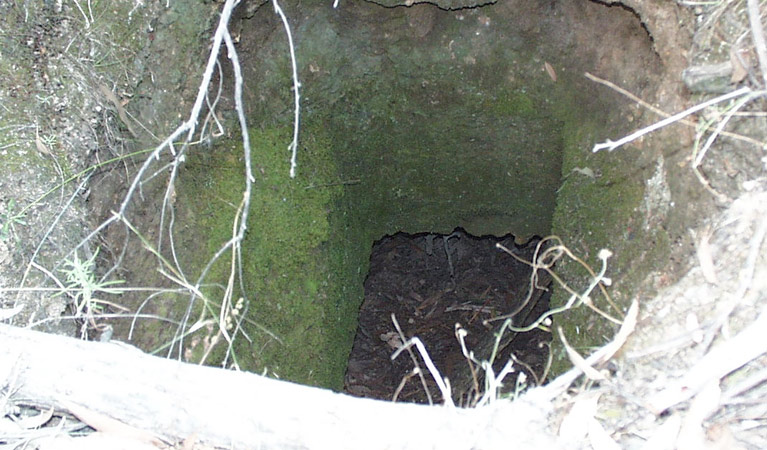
[[344, 229, 552, 405]]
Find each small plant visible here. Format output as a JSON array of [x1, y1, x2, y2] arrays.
[[59, 249, 125, 337], [0, 199, 27, 242]]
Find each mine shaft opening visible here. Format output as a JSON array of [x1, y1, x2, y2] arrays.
[[100, 0, 665, 394], [344, 230, 552, 404], [201, 0, 659, 391]]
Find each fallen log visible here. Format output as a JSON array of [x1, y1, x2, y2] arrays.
[[0, 323, 557, 449]]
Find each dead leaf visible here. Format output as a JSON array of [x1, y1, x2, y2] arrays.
[[692, 228, 718, 284], [97, 83, 138, 138], [706, 423, 746, 450], [571, 166, 599, 179], [0, 304, 24, 320], [181, 433, 199, 450], [59, 400, 164, 447], [16, 406, 54, 429], [730, 48, 749, 83], [588, 416, 621, 450], [559, 327, 606, 381], [544, 61, 557, 82], [677, 381, 721, 450], [379, 331, 403, 349], [640, 414, 681, 450], [559, 392, 601, 445], [34, 126, 53, 157], [601, 298, 638, 361]]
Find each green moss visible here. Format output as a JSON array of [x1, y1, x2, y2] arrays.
[[174, 125, 349, 388], [489, 90, 537, 118], [321, 70, 563, 239], [548, 103, 670, 375]]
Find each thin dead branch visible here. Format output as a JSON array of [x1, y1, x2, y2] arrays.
[[592, 86, 753, 153], [747, 0, 767, 87], [391, 314, 454, 407], [585, 71, 766, 149]]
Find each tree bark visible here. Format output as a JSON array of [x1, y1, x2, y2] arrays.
[[0, 323, 557, 449]]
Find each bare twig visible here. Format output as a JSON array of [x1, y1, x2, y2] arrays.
[[391, 314, 454, 408], [69, 0, 242, 261], [721, 366, 767, 404], [585, 71, 765, 148], [747, 0, 767, 87], [592, 87, 753, 153], [390, 314, 433, 405], [692, 90, 763, 169], [272, 0, 302, 178]]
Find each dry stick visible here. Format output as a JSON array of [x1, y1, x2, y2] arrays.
[[592, 66, 766, 201], [391, 314, 455, 408], [747, 0, 767, 88], [393, 370, 420, 403], [693, 91, 764, 168], [159, 155, 187, 286], [199, 29, 256, 362], [215, 195, 246, 349], [391, 314, 434, 405], [200, 60, 226, 142], [272, 0, 302, 178], [179, 12, 257, 340], [585, 72, 765, 148], [592, 87, 753, 153], [720, 365, 767, 404], [691, 90, 765, 202], [125, 0, 238, 204]]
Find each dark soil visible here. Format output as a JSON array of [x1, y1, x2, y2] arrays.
[[344, 229, 551, 405]]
